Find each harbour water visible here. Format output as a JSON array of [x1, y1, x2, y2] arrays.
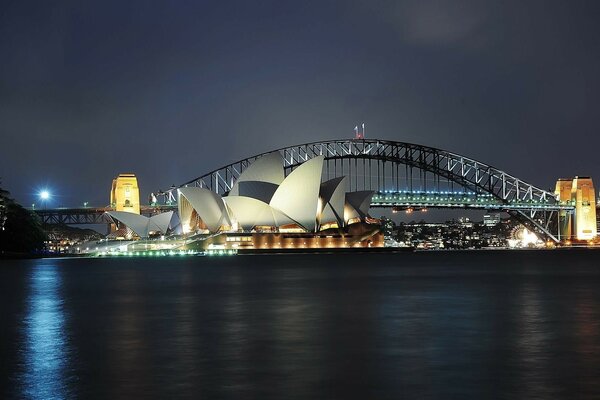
[[2, 250, 600, 399]]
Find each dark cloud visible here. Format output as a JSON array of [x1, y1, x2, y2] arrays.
[[1, 0, 600, 208], [384, 0, 491, 46]]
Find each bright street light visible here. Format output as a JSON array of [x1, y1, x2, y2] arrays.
[[39, 190, 51, 210]]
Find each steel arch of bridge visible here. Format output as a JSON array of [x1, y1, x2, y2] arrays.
[[157, 139, 571, 242]]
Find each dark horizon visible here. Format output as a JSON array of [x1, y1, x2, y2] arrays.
[[2, 1, 600, 208]]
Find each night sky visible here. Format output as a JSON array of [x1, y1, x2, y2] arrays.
[[2, 1, 600, 208]]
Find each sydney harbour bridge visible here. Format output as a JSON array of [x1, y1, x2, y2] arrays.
[[36, 139, 574, 242]]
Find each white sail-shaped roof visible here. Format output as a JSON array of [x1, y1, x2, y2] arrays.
[[318, 176, 346, 227], [233, 181, 279, 203], [178, 187, 230, 233], [344, 191, 374, 223], [148, 211, 174, 234], [270, 155, 324, 232], [346, 191, 374, 216], [107, 211, 174, 238], [343, 202, 361, 224], [224, 196, 295, 230], [106, 211, 150, 238], [229, 152, 284, 197], [271, 207, 297, 227]]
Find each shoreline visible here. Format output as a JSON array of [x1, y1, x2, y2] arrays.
[[6, 245, 600, 260]]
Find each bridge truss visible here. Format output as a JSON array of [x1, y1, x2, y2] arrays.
[[35, 205, 176, 225], [154, 139, 572, 242]]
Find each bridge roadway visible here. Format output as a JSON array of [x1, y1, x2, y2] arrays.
[[34, 205, 178, 225], [371, 191, 574, 211], [34, 191, 574, 225]]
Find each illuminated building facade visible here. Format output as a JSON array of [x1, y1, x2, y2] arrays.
[[110, 174, 140, 214], [571, 177, 597, 241], [554, 177, 597, 241], [194, 223, 384, 250], [483, 213, 501, 227], [555, 178, 573, 240], [109, 173, 141, 236]]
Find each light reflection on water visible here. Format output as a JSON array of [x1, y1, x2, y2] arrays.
[[516, 284, 556, 399], [21, 260, 71, 399]]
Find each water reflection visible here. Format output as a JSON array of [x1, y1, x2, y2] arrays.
[[171, 266, 201, 394], [269, 266, 325, 397], [108, 268, 148, 398], [516, 283, 555, 399], [21, 261, 71, 399], [574, 285, 600, 397], [219, 271, 249, 393]]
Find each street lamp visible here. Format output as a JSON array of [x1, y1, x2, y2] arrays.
[[39, 190, 50, 209]]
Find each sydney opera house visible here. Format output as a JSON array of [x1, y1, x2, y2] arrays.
[[107, 153, 383, 250]]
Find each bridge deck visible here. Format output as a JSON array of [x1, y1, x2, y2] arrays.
[[33, 192, 574, 225], [33, 205, 177, 225], [371, 191, 574, 211]]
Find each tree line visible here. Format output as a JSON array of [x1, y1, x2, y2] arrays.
[[0, 181, 46, 257]]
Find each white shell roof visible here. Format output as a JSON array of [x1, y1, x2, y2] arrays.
[[229, 152, 284, 197], [343, 202, 361, 224], [270, 155, 324, 232], [345, 191, 374, 219], [148, 211, 174, 234], [107, 211, 150, 238], [106, 210, 173, 238], [224, 196, 295, 230], [178, 187, 230, 233], [234, 181, 279, 203], [173, 154, 373, 233], [319, 176, 346, 227]]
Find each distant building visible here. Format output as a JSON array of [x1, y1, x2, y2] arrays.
[[459, 217, 473, 228], [483, 213, 501, 227]]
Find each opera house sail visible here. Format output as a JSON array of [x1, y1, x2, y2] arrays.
[[106, 210, 174, 239]]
